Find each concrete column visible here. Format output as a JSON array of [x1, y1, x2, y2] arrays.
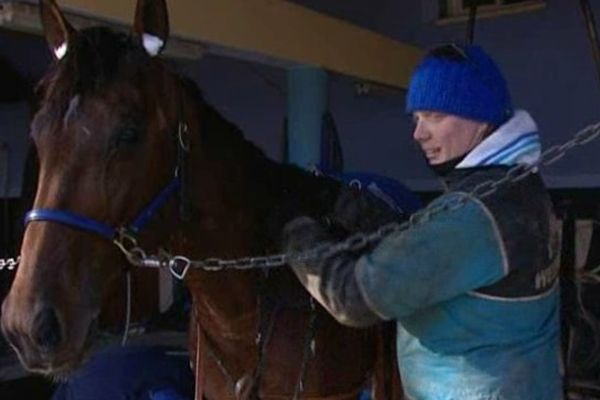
[[287, 66, 327, 169]]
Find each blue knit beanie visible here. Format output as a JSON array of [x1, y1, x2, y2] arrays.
[[406, 44, 513, 126]]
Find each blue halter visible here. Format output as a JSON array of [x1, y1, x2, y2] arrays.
[[24, 176, 181, 240]]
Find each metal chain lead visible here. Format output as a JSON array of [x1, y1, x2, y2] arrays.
[[4, 121, 600, 278], [112, 120, 600, 280], [113, 121, 600, 279], [0, 257, 20, 271]]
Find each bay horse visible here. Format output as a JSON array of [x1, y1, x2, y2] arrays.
[[1, 0, 402, 398]]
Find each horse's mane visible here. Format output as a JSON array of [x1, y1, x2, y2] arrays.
[[179, 75, 343, 241], [36, 28, 145, 114], [179, 77, 271, 165]]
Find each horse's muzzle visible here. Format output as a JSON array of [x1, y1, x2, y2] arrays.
[[1, 299, 72, 374], [31, 307, 63, 354]]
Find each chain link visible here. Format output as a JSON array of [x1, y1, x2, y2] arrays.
[[4, 121, 600, 279], [102, 120, 600, 280], [0, 257, 20, 271]]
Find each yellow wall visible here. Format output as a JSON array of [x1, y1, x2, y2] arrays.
[[53, 0, 422, 88]]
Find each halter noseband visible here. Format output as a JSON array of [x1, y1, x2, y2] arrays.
[[24, 176, 181, 240]]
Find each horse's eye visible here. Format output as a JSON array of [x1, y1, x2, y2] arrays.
[[113, 125, 140, 148]]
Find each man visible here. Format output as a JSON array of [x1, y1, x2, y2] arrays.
[[283, 44, 563, 400]]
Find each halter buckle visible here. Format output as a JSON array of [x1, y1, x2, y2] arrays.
[[113, 229, 139, 256]]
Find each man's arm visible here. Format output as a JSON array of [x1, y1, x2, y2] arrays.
[[283, 216, 383, 327], [283, 192, 509, 325]]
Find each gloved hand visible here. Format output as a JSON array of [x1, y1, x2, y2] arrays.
[[282, 216, 332, 259], [281, 215, 382, 328], [331, 186, 404, 234]]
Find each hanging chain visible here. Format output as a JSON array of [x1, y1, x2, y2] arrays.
[[4, 121, 600, 278], [111, 120, 600, 280], [0, 257, 20, 271]]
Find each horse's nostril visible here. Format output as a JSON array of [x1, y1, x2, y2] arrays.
[[32, 307, 62, 352]]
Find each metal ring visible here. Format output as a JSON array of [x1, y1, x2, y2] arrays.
[[169, 256, 191, 280], [178, 123, 191, 152]]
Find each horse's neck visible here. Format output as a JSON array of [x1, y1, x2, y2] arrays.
[[175, 102, 339, 329], [180, 99, 340, 253], [180, 145, 339, 265], [258, 162, 341, 243]]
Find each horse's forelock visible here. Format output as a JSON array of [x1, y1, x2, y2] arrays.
[[42, 27, 147, 113]]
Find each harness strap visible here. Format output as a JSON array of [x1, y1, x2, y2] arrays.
[[250, 293, 280, 399], [24, 176, 181, 239], [293, 300, 318, 400], [25, 209, 116, 239], [176, 80, 192, 222], [194, 317, 206, 400], [130, 177, 181, 233]]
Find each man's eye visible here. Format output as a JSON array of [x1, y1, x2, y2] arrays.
[[429, 113, 445, 121]]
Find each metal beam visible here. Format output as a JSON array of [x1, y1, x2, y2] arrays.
[[3, 0, 423, 88], [0, 1, 205, 60]]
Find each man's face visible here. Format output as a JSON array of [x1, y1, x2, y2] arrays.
[[412, 111, 490, 165]]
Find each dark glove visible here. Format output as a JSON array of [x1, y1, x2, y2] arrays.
[[281, 216, 382, 328], [331, 186, 404, 234], [282, 216, 333, 263]]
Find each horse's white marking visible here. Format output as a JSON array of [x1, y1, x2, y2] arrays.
[[54, 42, 68, 60], [63, 95, 80, 126], [142, 33, 164, 56]]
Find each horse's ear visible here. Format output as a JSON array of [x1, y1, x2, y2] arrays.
[[133, 0, 170, 57], [39, 0, 76, 60]]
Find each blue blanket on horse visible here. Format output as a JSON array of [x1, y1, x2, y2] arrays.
[[51, 345, 193, 400], [332, 172, 421, 215]]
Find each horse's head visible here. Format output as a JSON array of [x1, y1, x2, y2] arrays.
[[1, 0, 182, 376]]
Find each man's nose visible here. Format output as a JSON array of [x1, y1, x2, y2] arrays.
[[412, 122, 429, 142]]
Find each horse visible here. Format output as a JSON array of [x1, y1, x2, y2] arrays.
[[1, 0, 403, 398]]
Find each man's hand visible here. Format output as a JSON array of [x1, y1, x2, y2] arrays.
[[280, 215, 383, 328], [282, 216, 331, 256], [331, 186, 403, 234]]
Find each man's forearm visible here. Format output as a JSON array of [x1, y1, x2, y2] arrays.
[[291, 253, 382, 327]]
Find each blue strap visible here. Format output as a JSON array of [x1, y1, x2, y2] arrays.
[[24, 177, 181, 240], [129, 177, 181, 234], [25, 209, 116, 240]]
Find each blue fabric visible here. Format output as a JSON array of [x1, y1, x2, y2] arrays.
[[25, 209, 116, 239], [355, 193, 562, 399], [129, 177, 181, 233], [358, 390, 372, 400], [25, 177, 180, 240], [395, 292, 560, 400], [406, 45, 512, 126], [150, 388, 190, 400], [356, 193, 507, 319], [457, 111, 541, 169], [331, 171, 422, 215], [51, 345, 194, 400]]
